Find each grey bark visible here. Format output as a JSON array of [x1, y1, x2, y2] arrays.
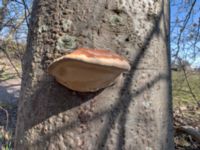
[[15, 0, 174, 149]]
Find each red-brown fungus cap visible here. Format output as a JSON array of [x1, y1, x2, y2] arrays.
[[48, 48, 131, 92]]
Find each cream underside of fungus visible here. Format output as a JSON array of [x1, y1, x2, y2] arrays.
[[48, 48, 130, 92]]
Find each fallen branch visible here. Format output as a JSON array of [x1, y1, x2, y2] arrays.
[[176, 126, 200, 143]]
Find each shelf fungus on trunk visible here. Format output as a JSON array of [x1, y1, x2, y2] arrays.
[[48, 48, 131, 92]]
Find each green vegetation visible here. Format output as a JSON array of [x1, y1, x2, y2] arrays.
[[0, 72, 17, 81], [172, 70, 200, 107], [0, 127, 13, 150], [0, 102, 16, 150]]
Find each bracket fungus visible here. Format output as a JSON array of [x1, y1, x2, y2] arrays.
[[48, 48, 130, 92]]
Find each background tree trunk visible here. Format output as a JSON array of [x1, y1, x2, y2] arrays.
[[15, 0, 174, 149]]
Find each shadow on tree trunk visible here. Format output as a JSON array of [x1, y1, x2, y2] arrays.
[[15, 0, 174, 149]]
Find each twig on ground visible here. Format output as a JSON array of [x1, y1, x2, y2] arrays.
[[176, 126, 200, 143], [0, 106, 9, 130]]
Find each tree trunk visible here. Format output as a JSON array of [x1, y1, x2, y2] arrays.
[[15, 0, 174, 149]]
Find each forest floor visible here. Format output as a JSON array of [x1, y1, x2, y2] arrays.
[[0, 52, 21, 148], [172, 71, 200, 150], [0, 51, 199, 149]]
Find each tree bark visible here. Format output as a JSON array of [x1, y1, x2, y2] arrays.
[[15, 0, 174, 149]]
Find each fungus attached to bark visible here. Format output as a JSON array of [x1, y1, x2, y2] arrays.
[[48, 48, 130, 92]]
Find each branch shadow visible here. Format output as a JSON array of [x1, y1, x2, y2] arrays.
[[19, 0, 173, 149], [97, 1, 169, 149], [22, 76, 103, 130], [29, 73, 168, 147]]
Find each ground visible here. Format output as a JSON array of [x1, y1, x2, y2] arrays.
[[0, 51, 199, 149], [0, 52, 21, 148], [172, 71, 200, 150]]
